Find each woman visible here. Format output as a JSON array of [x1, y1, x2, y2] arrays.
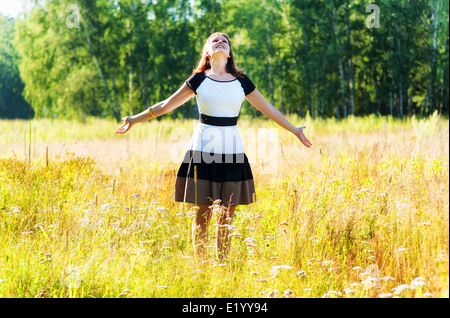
[[116, 32, 312, 261]]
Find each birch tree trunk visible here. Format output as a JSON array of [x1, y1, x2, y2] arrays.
[[263, 0, 275, 106], [424, 0, 440, 115], [389, 73, 394, 117], [398, 75, 403, 118], [330, 5, 346, 119], [82, 20, 120, 122], [127, 19, 133, 116], [338, 59, 346, 118], [279, 68, 284, 113], [397, 36, 403, 118], [345, 0, 355, 115]]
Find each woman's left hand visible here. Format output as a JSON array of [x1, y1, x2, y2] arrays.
[[294, 126, 312, 148], [115, 116, 135, 134]]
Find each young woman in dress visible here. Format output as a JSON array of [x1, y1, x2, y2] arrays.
[[116, 32, 312, 261]]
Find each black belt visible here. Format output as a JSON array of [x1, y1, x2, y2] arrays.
[[199, 113, 238, 126]]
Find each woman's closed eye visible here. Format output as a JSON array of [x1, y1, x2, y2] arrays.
[[212, 39, 228, 44]]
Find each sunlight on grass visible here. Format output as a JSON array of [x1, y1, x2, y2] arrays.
[[0, 114, 448, 298]]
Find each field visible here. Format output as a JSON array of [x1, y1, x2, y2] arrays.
[[0, 113, 448, 298]]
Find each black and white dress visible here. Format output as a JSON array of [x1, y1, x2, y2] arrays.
[[174, 71, 256, 207]]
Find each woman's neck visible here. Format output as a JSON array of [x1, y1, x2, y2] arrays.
[[209, 56, 227, 75]]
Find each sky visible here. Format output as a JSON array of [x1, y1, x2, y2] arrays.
[[0, 0, 28, 18], [0, 1, 200, 19]]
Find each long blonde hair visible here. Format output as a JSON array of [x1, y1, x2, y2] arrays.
[[193, 32, 245, 78]]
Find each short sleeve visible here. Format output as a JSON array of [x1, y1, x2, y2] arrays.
[[237, 74, 256, 96], [186, 72, 206, 94]]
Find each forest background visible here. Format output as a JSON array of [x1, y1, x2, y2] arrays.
[[0, 0, 448, 122], [0, 1, 449, 299]]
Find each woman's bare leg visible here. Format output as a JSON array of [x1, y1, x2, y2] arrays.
[[192, 204, 212, 258], [216, 205, 236, 261]]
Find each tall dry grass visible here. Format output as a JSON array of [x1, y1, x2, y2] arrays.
[[0, 113, 448, 298]]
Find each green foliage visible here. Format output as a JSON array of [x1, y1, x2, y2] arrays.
[[2, 0, 449, 121], [0, 14, 30, 118]]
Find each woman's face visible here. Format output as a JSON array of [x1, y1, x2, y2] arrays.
[[207, 34, 230, 59]]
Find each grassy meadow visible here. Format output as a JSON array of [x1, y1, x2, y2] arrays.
[[0, 113, 448, 298]]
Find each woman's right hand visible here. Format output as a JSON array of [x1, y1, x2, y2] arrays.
[[115, 116, 134, 134], [294, 126, 312, 148]]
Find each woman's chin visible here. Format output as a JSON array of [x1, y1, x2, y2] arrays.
[[210, 51, 229, 60]]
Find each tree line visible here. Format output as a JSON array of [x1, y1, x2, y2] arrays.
[[0, 0, 448, 121]]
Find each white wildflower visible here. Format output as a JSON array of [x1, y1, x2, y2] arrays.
[[321, 260, 334, 266], [410, 277, 427, 288], [284, 289, 294, 298], [63, 265, 81, 289], [380, 276, 395, 282], [101, 203, 114, 210], [327, 290, 341, 295], [10, 206, 21, 213], [362, 277, 379, 289], [267, 289, 279, 298], [157, 207, 169, 218], [296, 270, 307, 278], [391, 284, 415, 295], [272, 265, 294, 270], [435, 254, 449, 262], [343, 288, 355, 295], [269, 269, 279, 278], [360, 272, 373, 277], [119, 289, 131, 296]]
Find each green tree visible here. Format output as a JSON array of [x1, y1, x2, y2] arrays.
[[10, 0, 449, 120], [0, 14, 31, 119]]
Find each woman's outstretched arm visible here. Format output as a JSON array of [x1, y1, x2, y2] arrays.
[[246, 89, 312, 148], [116, 83, 195, 134]]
